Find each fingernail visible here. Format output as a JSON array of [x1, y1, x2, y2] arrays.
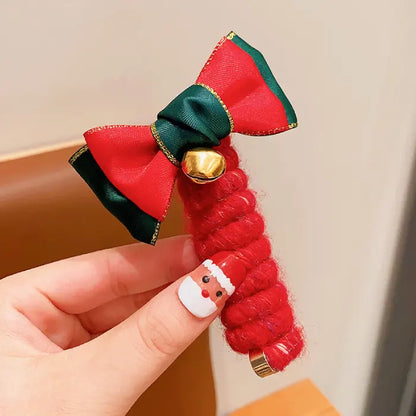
[[182, 237, 199, 271], [178, 252, 246, 318]]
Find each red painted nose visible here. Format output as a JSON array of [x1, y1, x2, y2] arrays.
[[201, 289, 210, 298]]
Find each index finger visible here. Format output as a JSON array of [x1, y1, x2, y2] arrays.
[[6, 235, 198, 314]]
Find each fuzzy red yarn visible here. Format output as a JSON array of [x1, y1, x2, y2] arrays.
[[177, 137, 304, 372]]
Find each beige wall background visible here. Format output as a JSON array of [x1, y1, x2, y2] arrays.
[[2, 1, 416, 415]]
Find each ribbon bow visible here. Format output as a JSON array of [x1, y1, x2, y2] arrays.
[[70, 31, 297, 244]]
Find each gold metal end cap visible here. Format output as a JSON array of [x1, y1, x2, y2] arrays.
[[249, 349, 277, 378]]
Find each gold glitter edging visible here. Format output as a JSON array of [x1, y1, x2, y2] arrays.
[[195, 83, 234, 133], [239, 122, 298, 136], [69, 144, 88, 165], [150, 221, 161, 246], [150, 123, 180, 167], [226, 31, 236, 40]]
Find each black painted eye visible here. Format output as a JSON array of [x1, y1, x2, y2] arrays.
[[202, 276, 210, 283], [216, 290, 223, 297]]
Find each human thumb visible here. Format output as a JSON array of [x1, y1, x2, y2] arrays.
[[65, 252, 246, 414]]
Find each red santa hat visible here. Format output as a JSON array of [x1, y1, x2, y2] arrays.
[[203, 252, 246, 296], [178, 252, 246, 318]]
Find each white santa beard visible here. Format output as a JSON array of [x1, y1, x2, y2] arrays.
[[178, 276, 218, 318]]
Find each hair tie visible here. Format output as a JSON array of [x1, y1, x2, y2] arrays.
[[70, 31, 304, 375]]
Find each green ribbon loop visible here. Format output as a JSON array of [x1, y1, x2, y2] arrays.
[[154, 84, 232, 162], [71, 148, 160, 245]]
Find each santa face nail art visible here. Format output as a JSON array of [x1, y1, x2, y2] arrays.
[[178, 252, 246, 318]]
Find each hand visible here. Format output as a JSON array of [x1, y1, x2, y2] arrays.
[[0, 236, 222, 416]]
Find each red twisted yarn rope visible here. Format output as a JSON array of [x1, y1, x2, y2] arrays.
[[177, 137, 304, 372]]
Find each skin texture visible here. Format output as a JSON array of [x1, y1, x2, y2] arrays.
[[0, 236, 221, 416]]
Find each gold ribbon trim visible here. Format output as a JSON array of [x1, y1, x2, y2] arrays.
[[226, 31, 236, 40], [150, 123, 181, 167], [195, 83, 234, 134], [69, 144, 88, 165]]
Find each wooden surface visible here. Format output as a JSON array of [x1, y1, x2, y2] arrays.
[[0, 144, 216, 416], [0, 145, 185, 276], [230, 379, 341, 416]]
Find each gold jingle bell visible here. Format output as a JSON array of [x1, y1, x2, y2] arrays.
[[181, 147, 226, 184]]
